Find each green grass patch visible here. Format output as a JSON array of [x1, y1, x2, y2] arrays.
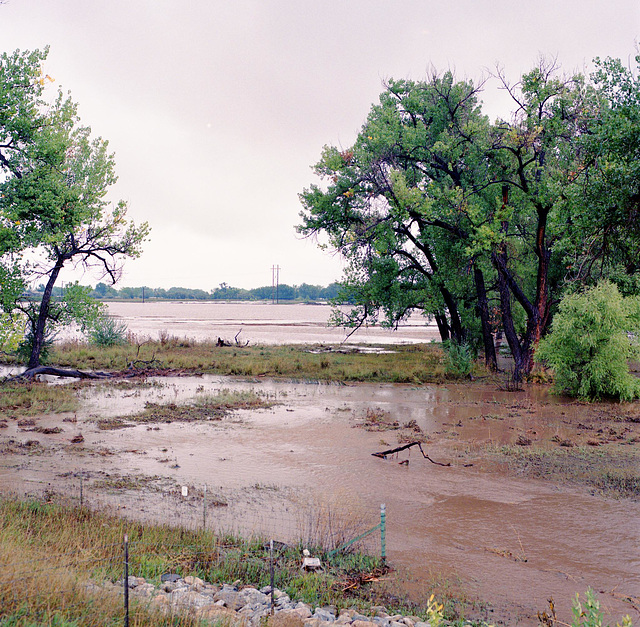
[[0, 381, 80, 418], [490, 445, 640, 499], [46, 340, 453, 383], [118, 389, 275, 424]]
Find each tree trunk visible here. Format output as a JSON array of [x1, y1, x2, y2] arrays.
[[433, 313, 450, 342], [473, 266, 497, 371], [494, 257, 527, 381], [27, 258, 64, 369], [440, 286, 466, 344]]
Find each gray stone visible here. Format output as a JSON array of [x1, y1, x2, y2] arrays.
[[214, 588, 241, 609], [313, 608, 336, 622]]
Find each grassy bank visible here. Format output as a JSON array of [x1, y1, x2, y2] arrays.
[[44, 340, 452, 383], [0, 495, 475, 626]]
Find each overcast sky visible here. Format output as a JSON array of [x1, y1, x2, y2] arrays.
[[2, 1, 639, 290]]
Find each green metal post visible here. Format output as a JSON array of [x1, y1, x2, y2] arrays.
[[380, 503, 386, 561]]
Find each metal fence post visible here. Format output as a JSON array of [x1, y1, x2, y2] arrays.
[[380, 503, 386, 562], [124, 534, 129, 627], [270, 539, 275, 615], [203, 484, 207, 530]]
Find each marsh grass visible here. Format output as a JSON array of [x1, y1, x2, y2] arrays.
[[0, 495, 392, 626], [0, 381, 80, 418], [47, 340, 451, 383], [118, 389, 275, 424], [489, 445, 640, 499]]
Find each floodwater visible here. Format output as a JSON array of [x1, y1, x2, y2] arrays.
[[104, 301, 440, 345], [1, 374, 638, 626]]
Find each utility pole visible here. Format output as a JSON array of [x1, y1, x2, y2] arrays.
[[271, 265, 280, 304]]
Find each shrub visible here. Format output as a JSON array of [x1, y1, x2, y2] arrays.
[[88, 315, 129, 347], [442, 340, 473, 378], [16, 327, 55, 364], [535, 281, 640, 401]]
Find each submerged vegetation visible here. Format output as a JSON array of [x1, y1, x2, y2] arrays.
[[116, 389, 276, 424], [488, 445, 640, 500]]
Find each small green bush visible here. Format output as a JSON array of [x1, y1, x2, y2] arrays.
[[88, 316, 129, 347], [442, 340, 473, 378], [536, 281, 640, 401]]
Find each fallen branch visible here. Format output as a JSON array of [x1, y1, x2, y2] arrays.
[[12, 366, 112, 381], [372, 441, 451, 466]]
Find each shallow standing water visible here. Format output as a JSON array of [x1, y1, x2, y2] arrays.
[[1, 374, 638, 626]]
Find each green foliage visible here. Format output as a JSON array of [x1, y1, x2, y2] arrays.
[[87, 315, 128, 347], [16, 326, 55, 365], [299, 53, 640, 381], [536, 281, 640, 400], [442, 340, 473, 378], [571, 588, 632, 627], [0, 47, 149, 368], [0, 312, 24, 353]]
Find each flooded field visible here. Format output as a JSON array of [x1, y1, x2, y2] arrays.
[[1, 373, 638, 625], [104, 301, 440, 345]]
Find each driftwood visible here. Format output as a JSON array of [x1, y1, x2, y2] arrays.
[[12, 366, 112, 381], [372, 441, 451, 466], [216, 330, 250, 348]]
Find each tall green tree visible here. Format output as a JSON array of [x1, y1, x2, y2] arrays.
[[299, 72, 499, 368], [0, 48, 149, 371], [299, 57, 638, 381]]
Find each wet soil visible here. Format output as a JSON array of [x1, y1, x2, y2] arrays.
[[0, 375, 638, 626]]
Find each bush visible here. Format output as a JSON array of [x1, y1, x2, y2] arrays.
[[88, 315, 129, 347], [16, 327, 55, 365], [535, 281, 640, 401], [442, 340, 473, 378]]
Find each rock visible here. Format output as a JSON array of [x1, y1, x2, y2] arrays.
[[313, 608, 336, 622], [371, 607, 389, 618], [214, 588, 241, 610], [270, 609, 306, 627], [238, 587, 269, 606], [293, 604, 313, 619], [303, 618, 326, 627], [351, 621, 379, 627], [198, 604, 248, 627], [184, 575, 205, 587]]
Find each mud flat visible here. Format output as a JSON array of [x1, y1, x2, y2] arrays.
[[1, 374, 638, 626]]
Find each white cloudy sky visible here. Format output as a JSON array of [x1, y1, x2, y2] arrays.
[[2, 1, 639, 289]]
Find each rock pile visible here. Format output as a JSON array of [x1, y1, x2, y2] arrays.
[[119, 575, 434, 627]]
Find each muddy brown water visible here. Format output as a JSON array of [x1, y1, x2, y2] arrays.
[[1, 375, 638, 626]]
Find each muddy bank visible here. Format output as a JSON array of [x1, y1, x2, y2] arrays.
[[0, 375, 638, 626]]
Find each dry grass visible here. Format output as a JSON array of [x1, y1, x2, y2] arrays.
[[45, 340, 451, 383]]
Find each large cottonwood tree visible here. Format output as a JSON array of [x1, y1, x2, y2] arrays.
[[0, 48, 149, 371], [299, 56, 639, 381]]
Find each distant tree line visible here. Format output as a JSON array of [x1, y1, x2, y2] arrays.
[[28, 282, 341, 303]]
